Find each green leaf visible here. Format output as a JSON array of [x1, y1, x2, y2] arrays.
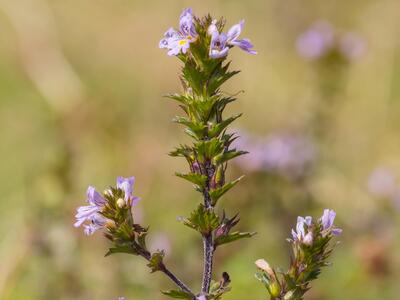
[[209, 176, 244, 205], [169, 145, 193, 158], [182, 63, 205, 95], [207, 62, 240, 94], [166, 94, 191, 105], [212, 150, 248, 165], [137, 232, 148, 250], [147, 250, 165, 273], [175, 172, 208, 188], [173, 116, 207, 139], [214, 231, 256, 247], [180, 204, 220, 234], [105, 244, 138, 257], [162, 290, 194, 299], [196, 138, 224, 162], [208, 114, 242, 138]]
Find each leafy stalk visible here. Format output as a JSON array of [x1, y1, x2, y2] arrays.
[[166, 15, 255, 298]]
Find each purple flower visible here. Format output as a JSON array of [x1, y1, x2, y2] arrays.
[[74, 186, 106, 234], [209, 31, 230, 59], [116, 176, 140, 206], [83, 214, 107, 235], [197, 296, 206, 300], [320, 209, 342, 236], [291, 216, 312, 243], [263, 134, 315, 179], [208, 20, 256, 58], [159, 8, 197, 56], [118, 297, 125, 300], [179, 8, 197, 37], [296, 21, 334, 59], [74, 176, 140, 235], [159, 28, 178, 49]]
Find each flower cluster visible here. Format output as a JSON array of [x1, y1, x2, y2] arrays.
[[74, 176, 140, 235], [233, 130, 315, 180], [256, 209, 341, 300], [159, 8, 256, 58], [292, 209, 342, 245], [296, 20, 365, 61]]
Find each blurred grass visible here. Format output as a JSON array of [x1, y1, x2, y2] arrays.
[[0, 0, 400, 299]]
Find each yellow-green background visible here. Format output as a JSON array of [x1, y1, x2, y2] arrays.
[[1, 0, 399, 299]]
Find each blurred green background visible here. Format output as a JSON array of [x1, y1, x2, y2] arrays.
[[1, 0, 400, 299]]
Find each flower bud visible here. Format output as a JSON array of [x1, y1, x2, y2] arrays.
[[192, 162, 201, 173], [116, 198, 125, 208], [303, 231, 313, 246], [269, 281, 281, 298], [208, 19, 218, 36], [255, 259, 274, 278]]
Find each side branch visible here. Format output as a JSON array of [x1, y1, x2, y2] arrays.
[[160, 264, 196, 297], [139, 250, 195, 297]]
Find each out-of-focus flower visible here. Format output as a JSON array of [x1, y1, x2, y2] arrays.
[[197, 296, 206, 300], [339, 32, 366, 61], [296, 20, 365, 61], [159, 8, 198, 56], [263, 134, 315, 179], [118, 297, 125, 300], [392, 188, 400, 211], [367, 167, 400, 211], [367, 167, 397, 199], [208, 20, 256, 58], [296, 21, 334, 59], [233, 130, 315, 180], [149, 232, 172, 255]]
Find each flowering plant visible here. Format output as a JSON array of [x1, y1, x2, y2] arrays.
[[74, 8, 341, 300]]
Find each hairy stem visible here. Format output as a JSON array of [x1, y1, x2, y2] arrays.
[[201, 232, 214, 293], [201, 161, 215, 293]]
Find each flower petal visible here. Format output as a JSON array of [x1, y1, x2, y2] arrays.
[[227, 20, 244, 42]]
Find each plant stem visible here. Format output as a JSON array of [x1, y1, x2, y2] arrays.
[[201, 232, 214, 293], [160, 264, 196, 297], [201, 161, 215, 294], [139, 250, 195, 297]]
